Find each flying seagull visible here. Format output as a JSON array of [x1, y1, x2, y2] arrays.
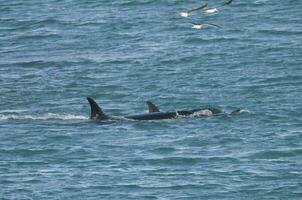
[[203, 0, 233, 14], [179, 3, 208, 17], [189, 22, 221, 29]]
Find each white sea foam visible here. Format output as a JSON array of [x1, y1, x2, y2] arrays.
[[255, 0, 269, 4], [191, 109, 213, 117], [0, 113, 88, 120]]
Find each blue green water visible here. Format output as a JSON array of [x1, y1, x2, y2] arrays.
[[1, 0, 302, 199]]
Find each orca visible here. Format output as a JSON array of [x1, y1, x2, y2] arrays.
[[87, 97, 241, 121]]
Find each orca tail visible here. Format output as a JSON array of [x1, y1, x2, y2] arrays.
[[86, 97, 108, 120], [146, 101, 160, 113]]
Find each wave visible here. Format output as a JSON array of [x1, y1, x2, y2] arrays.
[[118, 0, 155, 6], [130, 157, 202, 166], [0, 113, 88, 121], [244, 148, 302, 160], [257, 29, 302, 36], [184, 37, 239, 44]]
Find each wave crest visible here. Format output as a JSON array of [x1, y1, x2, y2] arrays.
[[0, 113, 88, 121]]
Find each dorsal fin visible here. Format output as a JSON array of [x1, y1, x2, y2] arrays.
[[146, 101, 160, 113], [86, 97, 108, 120]]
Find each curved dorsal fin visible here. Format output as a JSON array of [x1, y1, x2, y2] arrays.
[[146, 101, 160, 113], [86, 97, 108, 120]]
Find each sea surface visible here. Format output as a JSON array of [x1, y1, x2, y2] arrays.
[[1, 0, 302, 199]]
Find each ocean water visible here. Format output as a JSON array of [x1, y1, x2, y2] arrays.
[[1, 0, 302, 199]]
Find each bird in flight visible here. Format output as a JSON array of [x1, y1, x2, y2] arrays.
[[180, 0, 233, 17], [179, 3, 208, 17], [189, 22, 221, 29], [203, 0, 233, 14]]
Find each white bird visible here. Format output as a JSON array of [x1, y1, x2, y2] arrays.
[[203, 0, 233, 14], [189, 22, 221, 30], [179, 3, 208, 17], [204, 7, 218, 14]]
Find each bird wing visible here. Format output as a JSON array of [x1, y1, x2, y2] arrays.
[[217, 0, 233, 8], [189, 22, 199, 25], [187, 3, 208, 12], [205, 23, 221, 28]]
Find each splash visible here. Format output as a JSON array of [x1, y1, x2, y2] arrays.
[[0, 113, 88, 121], [190, 109, 213, 117]]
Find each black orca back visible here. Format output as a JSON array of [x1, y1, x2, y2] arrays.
[[125, 112, 177, 120]]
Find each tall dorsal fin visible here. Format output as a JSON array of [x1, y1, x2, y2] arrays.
[[146, 101, 160, 113], [86, 97, 108, 120]]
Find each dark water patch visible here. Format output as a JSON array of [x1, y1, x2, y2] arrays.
[[205, 156, 240, 163], [256, 75, 302, 84], [0, 148, 58, 157], [1, 60, 80, 68], [215, 135, 244, 145], [138, 196, 157, 200], [114, 184, 144, 190], [174, 137, 209, 147], [246, 148, 302, 160], [151, 147, 177, 155], [184, 36, 239, 45], [3, 161, 49, 166], [16, 33, 61, 41], [26, 18, 64, 27], [0, 179, 16, 184], [142, 184, 203, 190], [22, 179, 44, 184], [257, 29, 302, 36], [0, 6, 12, 12], [45, 134, 72, 141], [130, 157, 201, 166], [119, 0, 156, 6], [159, 55, 200, 65], [63, 185, 114, 191], [1, 18, 64, 33]]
